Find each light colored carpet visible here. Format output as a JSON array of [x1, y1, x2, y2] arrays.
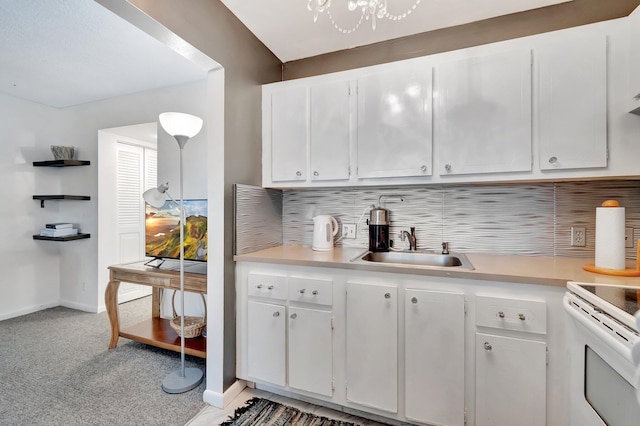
[[0, 296, 206, 426]]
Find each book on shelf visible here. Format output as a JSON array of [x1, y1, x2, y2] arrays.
[[45, 222, 74, 229], [39, 228, 78, 237]]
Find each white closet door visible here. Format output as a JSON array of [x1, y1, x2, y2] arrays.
[[117, 143, 152, 303]]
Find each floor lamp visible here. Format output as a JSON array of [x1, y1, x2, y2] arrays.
[[143, 112, 204, 394]]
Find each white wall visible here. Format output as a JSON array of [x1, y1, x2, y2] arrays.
[[0, 93, 65, 319], [0, 80, 208, 319]]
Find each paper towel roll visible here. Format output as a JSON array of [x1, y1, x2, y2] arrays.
[[595, 203, 626, 270]]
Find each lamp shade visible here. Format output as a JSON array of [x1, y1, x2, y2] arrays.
[[142, 182, 170, 208], [159, 112, 203, 138]]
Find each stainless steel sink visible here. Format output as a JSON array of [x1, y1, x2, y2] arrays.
[[353, 250, 474, 270]]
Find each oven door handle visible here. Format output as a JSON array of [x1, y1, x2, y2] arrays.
[[563, 294, 634, 362]]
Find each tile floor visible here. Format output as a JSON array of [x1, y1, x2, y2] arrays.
[[185, 387, 393, 425]]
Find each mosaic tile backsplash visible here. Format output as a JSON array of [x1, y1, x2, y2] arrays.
[[281, 181, 640, 259]]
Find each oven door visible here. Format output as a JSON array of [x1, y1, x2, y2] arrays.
[[565, 295, 640, 426]]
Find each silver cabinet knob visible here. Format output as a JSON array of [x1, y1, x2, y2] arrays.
[[445, 164, 452, 172], [518, 313, 526, 321], [299, 289, 306, 294], [384, 293, 391, 299], [296, 171, 302, 177], [411, 297, 418, 304], [420, 165, 427, 172], [548, 156, 557, 164], [257, 284, 263, 289], [290, 313, 297, 319], [498, 311, 505, 318], [268, 285, 274, 290], [484, 342, 492, 351], [312, 290, 318, 295], [273, 311, 280, 317], [313, 171, 319, 176]]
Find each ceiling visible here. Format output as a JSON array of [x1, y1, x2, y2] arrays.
[[0, 0, 574, 108], [0, 0, 210, 108], [220, 0, 573, 62]]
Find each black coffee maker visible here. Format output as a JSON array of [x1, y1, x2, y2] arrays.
[[368, 206, 390, 252]]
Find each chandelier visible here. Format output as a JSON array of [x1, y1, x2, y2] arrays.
[[307, 0, 422, 33]]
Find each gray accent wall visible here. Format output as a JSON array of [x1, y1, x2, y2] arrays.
[[281, 181, 640, 259]]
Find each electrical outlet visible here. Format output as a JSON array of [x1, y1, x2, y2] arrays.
[[571, 226, 586, 247], [342, 224, 357, 239], [625, 227, 634, 248]]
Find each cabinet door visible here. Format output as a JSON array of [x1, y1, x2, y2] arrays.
[[247, 301, 286, 386], [270, 86, 308, 182], [436, 49, 532, 175], [629, 6, 640, 113], [310, 81, 350, 181], [476, 333, 547, 426], [288, 306, 333, 396], [405, 289, 465, 426], [356, 68, 432, 178], [537, 35, 607, 170], [346, 281, 398, 413]]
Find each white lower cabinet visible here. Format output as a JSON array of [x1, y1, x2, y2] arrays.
[[405, 289, 465, 426], [288, 306, 333, 396], [346, 281, 398, 413], [247, 300, 286, 386], [475, 333, 547, 426]]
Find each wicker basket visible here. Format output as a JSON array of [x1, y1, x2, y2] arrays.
[[170, 292, 207, 338]]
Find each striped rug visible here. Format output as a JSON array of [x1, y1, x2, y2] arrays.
[[220, 397, 359, 426]]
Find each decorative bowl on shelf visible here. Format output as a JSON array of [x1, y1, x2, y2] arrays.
[[50, 145, 75, 160]]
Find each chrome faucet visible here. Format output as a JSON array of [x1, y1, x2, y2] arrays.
[[441, 241, 450, 255], [399, 227, 417, 251]]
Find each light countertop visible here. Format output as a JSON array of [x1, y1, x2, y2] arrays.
[[235, 245, 640, 288]]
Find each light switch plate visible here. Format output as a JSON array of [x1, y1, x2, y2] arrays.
[[625, 227, 634, 248]]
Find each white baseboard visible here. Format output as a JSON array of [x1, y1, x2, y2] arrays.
[[203, 379, 247, 408], [0, 301, 59, 321], [59, 299, 99, 313]]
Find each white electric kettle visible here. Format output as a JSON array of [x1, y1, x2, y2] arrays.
[[312, 215, 339, 251]]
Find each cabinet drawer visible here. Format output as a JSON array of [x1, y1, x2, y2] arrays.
[[288, 277, 333, 306], [476, 296, 547, 335], [247, 273, 288, 300]]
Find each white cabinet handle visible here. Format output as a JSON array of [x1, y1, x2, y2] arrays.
[[498, 311, 505, 318], [548, 156, 557, 164], [384, 293, 391, 299], [411, 297, 418, 304], [290, 313, 297, 319], [518, 313, 526, 321], [484, 342, 492, 351], [273, 311, 280, 317]]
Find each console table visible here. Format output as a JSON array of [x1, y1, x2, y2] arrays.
[[105, 261, 207, 358]]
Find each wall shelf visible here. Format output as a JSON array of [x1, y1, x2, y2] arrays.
[[33, 160, 90, 167], [33, 233, 91, 241], [33, 195, 91, 208]]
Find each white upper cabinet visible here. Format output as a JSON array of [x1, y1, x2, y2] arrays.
[[268, 86, 308, 183], [536, 35, 607, 170], [356, 67, 432, 179], [310, 81, 351, 181], [263, 80, 351, 186], [435, 49, 532, 176], [629, 5, 640, 113]]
